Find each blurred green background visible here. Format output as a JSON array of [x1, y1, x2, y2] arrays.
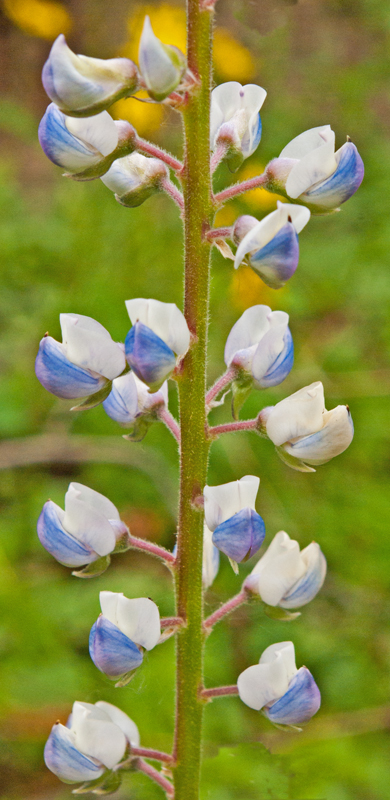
[[0, 0, 390, 798]]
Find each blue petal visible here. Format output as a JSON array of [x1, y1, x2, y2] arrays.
[[265, 666, 321, 725], [304, 142, 364, 208], [38, 102, 102, 171], [249, 223, 299, 289], [212, 508, 265, 563], [102, 380, 138, 425], [281, 555, 325, 608], [125, 322, 176, 388], [258, 327, 294, 389], [37, 501, 97, 567], [89, 616, 144, 677], [44, 723, 105, 783], [35, 335, 105, 399]]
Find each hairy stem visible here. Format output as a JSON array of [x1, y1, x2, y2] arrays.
[[205, 366, 236, 408], [206, 226, 232, 240], [173, 2, 214, 799], [136, 137, 183, 172], [208, 418, 259, 437], [214, 172, 267, 205], [136, 758, 174, 797], [204, 589, 248, 629], [161, 177, 185, 210], [128, 535, 176, 564], [158, 408, 181, 442], [131, 747, 175, 764], [200, 685, 239, 699]]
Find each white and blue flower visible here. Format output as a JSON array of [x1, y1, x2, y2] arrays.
[[244, 531, 326, 608], [38, 103, 121, 174], [237, 641, 321, 725], [261, 381, 354, 471], [204, 475, 265, 567], [125, 298, 190, 391], [224, 305, 293, 389], [35, 313, 126, 400], [210, 82, 267, 171], [266, 126, 364, 212], [103, 372, 168, 426], [139, 16, 186, 101], [42, 34, 139, 117], [37, 483, 129, 568], [89, 592, 161, 679], [233, 203, 310, 289], [44, 700, 139, 783], [101, 153, 168, 207]]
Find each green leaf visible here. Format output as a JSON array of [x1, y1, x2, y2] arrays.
[[122, 415, 153, 442], [72, 555, 111, 579], [263, 603, 301, 621], [73, 770, 122, 796], [275, 446, 316, 473], [71, 381, 112, 411], [231, 378, 252, 420]]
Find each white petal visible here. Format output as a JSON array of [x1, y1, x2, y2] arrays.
[[202, 523, 220, 589], [251, 531, 292, 576], [280, 125, 334, 159], [68, 482, 120, 520], [65, 111, 118, 156], [224, 305, 271, 366], [237, 641, 296, 711], [125, 298, 190, 356], [265, 381, 325, 446], [284, 404, 353, 464], [210, 82, 243, 145], [60, 313, 125, 380], [63, 486, 116, 556], [254, 538, 306, 606], [285, 138, 338, 199], [95, 701, 140, 748], [70, 702, 126, 769], [277, 202, 311, 234], [251, 315, 289, 384], [204, 475, 260, 531], [99, 590, 121, 626], [115, 596, 161, 650]]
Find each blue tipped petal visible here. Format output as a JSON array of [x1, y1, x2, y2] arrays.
[[212, 508, 265, 563], [35, 336, 105, 399], [125, 321, 176, 388], [89, 616, 144, 678], [44, 723, 105, 783], [281, 555, 326, 609], [303, 142, 364, 209], [258, 327, 294, 389], [37, 501, 97, 567], [38, 103, 98, 170], [249, 223, 299, 289], [242, 113, 262, 158], [265, 666, 321, 725], [102, 380, 138, 425]]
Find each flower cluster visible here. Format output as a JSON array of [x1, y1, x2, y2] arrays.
[[33, 11, 364, 798]]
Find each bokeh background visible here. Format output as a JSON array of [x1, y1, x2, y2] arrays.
[[0, 0, 390, 798]]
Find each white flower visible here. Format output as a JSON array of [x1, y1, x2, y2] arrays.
[[224, 305, 293, 388], [204, 475, 260, 532], [210, 82, 267, 169], [101, 153, 168, 207], [263, 381, 354, 468], [38, 104, 119, 173], [245, 531, 326, 608], [139, 16, 186, 101]]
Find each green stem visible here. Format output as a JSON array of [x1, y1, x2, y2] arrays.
[[173, 2, 214, 799]]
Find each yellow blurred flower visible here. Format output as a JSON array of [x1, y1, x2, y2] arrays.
[[230, 266, 286, 312], [213, 28, 256, 83], [3, 0, 72, 39], [112, 93, 164, 138]]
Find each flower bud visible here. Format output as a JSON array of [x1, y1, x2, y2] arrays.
[[138, 16, 186, 101], [265, 126, 364, 212], [42, 34, 139, 117], [44, 700, 139, 784], [210, 82, 267, 171], [101, 153, 168, 207], [204, 475, 265, 566], [35, 313, 126, 400], [39, 104, 119, 174], [103, 372, 167, 425], [37, 482, 129, 568], [203, 523, 220, 589], [244, 531, 326, 608], [262, 381, 354, 470], [125, 298, 190, 391], [224, 305, 293, 389], [233, 202, 310, 289], [237, 642, 321, 725], [89, 592, 161, 679]]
